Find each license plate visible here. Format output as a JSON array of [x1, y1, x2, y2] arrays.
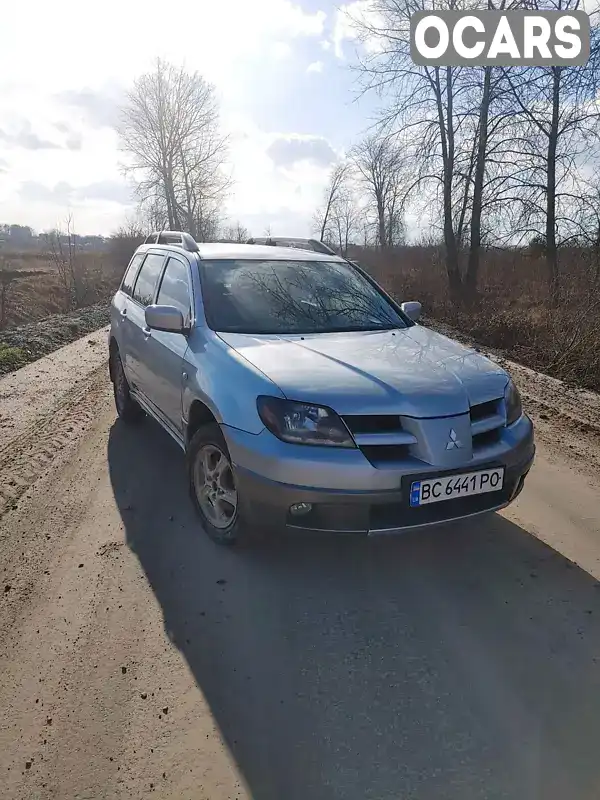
[[409, 468, 504, 507]]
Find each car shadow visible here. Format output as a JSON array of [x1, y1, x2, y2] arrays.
[[108, 417, 600, 800]]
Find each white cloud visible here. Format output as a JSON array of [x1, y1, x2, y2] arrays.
[[332, 0, 384, 59], [267, 134, 336, 166], [307, 61, 324, 73], [0, 0, 330, 234], [2, 1, 326, 91], [223, 116, 335, 236], [271, 41, 293, 59]]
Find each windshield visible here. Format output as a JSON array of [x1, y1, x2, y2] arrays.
[[199, 258, 410, 334]]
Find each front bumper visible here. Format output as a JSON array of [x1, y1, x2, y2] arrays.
[[225, 416, 535, 535], [234, 454, 533, 534]]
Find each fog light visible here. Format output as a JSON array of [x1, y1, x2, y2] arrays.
[[290, 502, 312, 516]]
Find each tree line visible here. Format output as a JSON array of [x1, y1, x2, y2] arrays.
[[116, 5, 600, 311], [313, 0, 600, 307]]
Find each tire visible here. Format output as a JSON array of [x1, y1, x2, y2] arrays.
[[111, 350, 144, 424], [187, 423, 253, 545]]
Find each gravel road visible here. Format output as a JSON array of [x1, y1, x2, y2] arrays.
[[1, 328, 600, 800]]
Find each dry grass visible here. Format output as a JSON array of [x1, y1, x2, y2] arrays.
[[3, 243, 600, 392], [1, 252, 122, 328], [361, 246, 600, 392]]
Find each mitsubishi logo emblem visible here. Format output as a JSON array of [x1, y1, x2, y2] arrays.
[[446, 428, 463, 450]]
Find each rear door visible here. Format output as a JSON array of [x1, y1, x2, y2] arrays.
[[113, 252, 146, 380], [127, 251, 166, 397], [140, 255, 193, 434]]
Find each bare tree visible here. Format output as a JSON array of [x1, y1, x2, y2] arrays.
[[565, 169, 600, 285], [500, 9, 600, 302], [349, 0, 520, 299], [138, 194, 169, 232], [329, 185, 360, 256], [314, 163, 352, 241], [351, 0, 463, 291], [110, 218, 146, 270], [222, 222, 250, 242], [119, 58, 230, 239], [46, 215, 84, 310], [351, 135, 404, 250]]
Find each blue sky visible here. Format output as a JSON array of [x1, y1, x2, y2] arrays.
[[230, 21, 377, 145], [0, 0, 381, 237]]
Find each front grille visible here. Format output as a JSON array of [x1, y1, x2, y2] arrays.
[[470, 399, 499, 422], [345, 398, 506, 468], [342, 415, 402, 435], [359, 444, 412, 464], [343, 413, 417, 466], [470, 397, 504, 452]]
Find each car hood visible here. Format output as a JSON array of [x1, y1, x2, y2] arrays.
[[218, 326, 509, 417]]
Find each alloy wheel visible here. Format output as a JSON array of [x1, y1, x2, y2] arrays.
[[193, 444, 238, 529]]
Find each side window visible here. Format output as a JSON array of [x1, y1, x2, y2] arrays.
[[132, 253, 166, 307], [156, 257, 191, 319], [121, 253, 145, 297]]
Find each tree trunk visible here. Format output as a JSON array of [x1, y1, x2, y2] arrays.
[[594, 221, 600, 285], [437, 67, 461, 303], [320, 194, 334, 241], [546, 67, 561, 305], [179, 148, 197, 238], [465, 67, 491, 304], [377, 197, 386, 250], [163, 160, 178, 230]]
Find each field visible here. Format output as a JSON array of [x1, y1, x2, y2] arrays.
[[362, 246, 600, 393], [1, 244, 599, 392], [0, 250, 121, 328]]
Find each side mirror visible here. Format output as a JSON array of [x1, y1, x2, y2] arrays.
[[401, 301, 422, 323], [145, 305, 187, 334]]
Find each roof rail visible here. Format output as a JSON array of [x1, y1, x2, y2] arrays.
[[144, 230, 199, 253], [246, 236, 336, 255], [246, 237, 277, 246]]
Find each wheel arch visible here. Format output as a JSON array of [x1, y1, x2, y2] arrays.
[[108, 336, 119, 382], [186, 399, 220, 448]]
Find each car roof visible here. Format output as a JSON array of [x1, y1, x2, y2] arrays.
[[196, 243, 344, 261], [137, 242, 344, 262]]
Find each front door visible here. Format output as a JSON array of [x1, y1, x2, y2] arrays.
[[128, 251, 166, 397], [140, 255, 193, 434]]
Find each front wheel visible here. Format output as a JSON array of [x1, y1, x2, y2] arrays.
[[187, 423, 254, 545]]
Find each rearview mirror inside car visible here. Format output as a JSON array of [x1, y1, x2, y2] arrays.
[[400, 301, 422, 322], [145, 305, 187, 334]]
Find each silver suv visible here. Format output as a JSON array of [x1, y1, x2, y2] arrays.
[[108, 231, 535, 545]]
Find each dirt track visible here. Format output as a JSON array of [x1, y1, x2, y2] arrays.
[[1, 329, 600, 799]]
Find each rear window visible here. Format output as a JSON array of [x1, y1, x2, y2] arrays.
[[121, 253, 144, 297], [132, 253, 166, 307]]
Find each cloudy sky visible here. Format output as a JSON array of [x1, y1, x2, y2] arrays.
[[0, 0, 378, 237]]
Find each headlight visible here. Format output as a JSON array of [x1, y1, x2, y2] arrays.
[[504, 379, 522, 426], [257, 396, 355, 448]]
